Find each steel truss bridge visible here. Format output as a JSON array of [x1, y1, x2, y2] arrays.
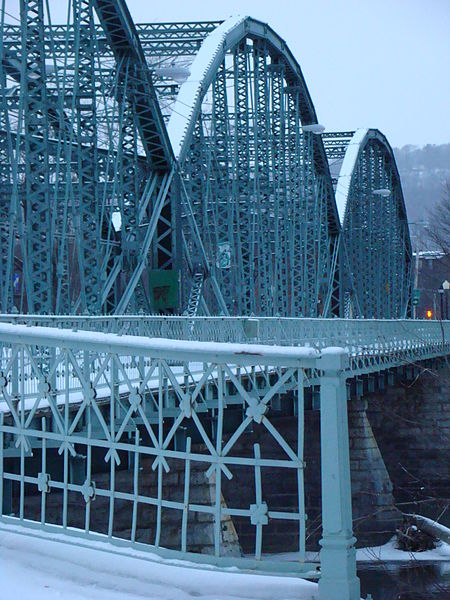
[[0, 4, 444, 600], [0, 1, 412, 319]]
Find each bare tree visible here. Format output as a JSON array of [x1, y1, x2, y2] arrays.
[[426, 181, 450, 256]]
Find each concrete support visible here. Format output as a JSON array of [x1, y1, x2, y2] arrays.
[[318, 349, 360, 600], [349, 397, 399, 546], [367, 364, 450, 514]]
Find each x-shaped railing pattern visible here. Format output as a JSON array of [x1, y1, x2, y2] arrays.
[[1, 315, 448, 377], [0, 323, 322, 571], [0, 319, 447, 596]]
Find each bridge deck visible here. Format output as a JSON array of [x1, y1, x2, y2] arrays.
[[0, 317, 448, 598]]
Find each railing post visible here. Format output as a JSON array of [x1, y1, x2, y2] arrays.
[[11, 345, 19, 399], [138, 319, 145, 376], [318, 348, 360, 600]]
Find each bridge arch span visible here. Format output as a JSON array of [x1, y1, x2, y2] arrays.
[[168, 16, 319, 162], [325, 128, 412, 318], [169, 16, 341, 317]]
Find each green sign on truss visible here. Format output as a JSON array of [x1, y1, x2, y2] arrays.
[[149, 270, 179, 311]]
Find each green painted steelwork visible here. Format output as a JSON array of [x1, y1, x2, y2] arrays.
[[0, 6, 344, 318], [21, 0, 52, 314], [323, 129, 412, 318], [0, 0, 177, 315], [148, 269, 179, 310], [171, 18, 341, 317], [0, 4, 411, 320]]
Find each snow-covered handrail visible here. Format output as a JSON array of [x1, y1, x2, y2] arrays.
[[0, 323, 318, 368]]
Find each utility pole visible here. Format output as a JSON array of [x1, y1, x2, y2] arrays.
[[413, 251, 420, 319]]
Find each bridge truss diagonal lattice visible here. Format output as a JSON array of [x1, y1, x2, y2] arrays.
[[0, 2, 410, 320], [323, 129, 413, 319]]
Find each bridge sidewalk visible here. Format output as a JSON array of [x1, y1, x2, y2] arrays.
[[0, 522, 319, 600]]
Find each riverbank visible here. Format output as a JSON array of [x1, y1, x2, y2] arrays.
[[269, 537, 450, 564]]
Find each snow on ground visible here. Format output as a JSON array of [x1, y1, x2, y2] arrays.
[[0, 524, 319, 600]]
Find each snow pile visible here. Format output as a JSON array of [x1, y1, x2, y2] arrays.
[[267, 537, 450, 564], [356, 537, 450, 563], [0, 523, 319, 600]]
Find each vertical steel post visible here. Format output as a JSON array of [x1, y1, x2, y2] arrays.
[[20, 0, 52, 314], [318, 348, 360, 600], [0, 412, 11, 515], [73, 0, 102, 314]]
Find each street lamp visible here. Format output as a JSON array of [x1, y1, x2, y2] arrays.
[[303, 124, 325, 134], [372, 188, 391, 197]]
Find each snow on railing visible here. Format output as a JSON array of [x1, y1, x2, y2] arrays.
[[1, 315, 448, 374], [0, 323, 361, 597]]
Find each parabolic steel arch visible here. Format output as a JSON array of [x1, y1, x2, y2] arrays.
[[0, 3, 413, 320], [170, 16, 342, 318], [0, 0, 177, 316], [323, 128, 412, 318]]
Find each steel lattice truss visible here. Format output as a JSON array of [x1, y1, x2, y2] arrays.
[[323, 129, 412, 318], [0, 0, 175, 315], [0, 2, 410, 318]]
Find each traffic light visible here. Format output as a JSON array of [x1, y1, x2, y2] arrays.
[[426, 309, 433, 319]]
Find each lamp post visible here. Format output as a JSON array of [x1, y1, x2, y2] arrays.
[[442, 280, 450, 320], [439, 288, 444, 320]]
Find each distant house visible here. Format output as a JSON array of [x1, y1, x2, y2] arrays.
[[414, 251, 450, 319]]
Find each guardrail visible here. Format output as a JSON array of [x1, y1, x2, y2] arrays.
[[1, 315, 449, 374], [0, 323, 361, 599]]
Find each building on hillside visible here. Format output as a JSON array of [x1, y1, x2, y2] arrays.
[[413, 251, 450, 319]]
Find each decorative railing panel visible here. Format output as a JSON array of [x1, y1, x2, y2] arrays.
[[0, 322, 395, 597], [1, 324, 325, 572]]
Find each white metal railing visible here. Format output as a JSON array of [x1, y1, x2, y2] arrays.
[[0, 323, 361, 598], [1, 315, 448, 374]]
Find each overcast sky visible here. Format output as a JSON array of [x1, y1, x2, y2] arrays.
[[4, 0, 450, 148]]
